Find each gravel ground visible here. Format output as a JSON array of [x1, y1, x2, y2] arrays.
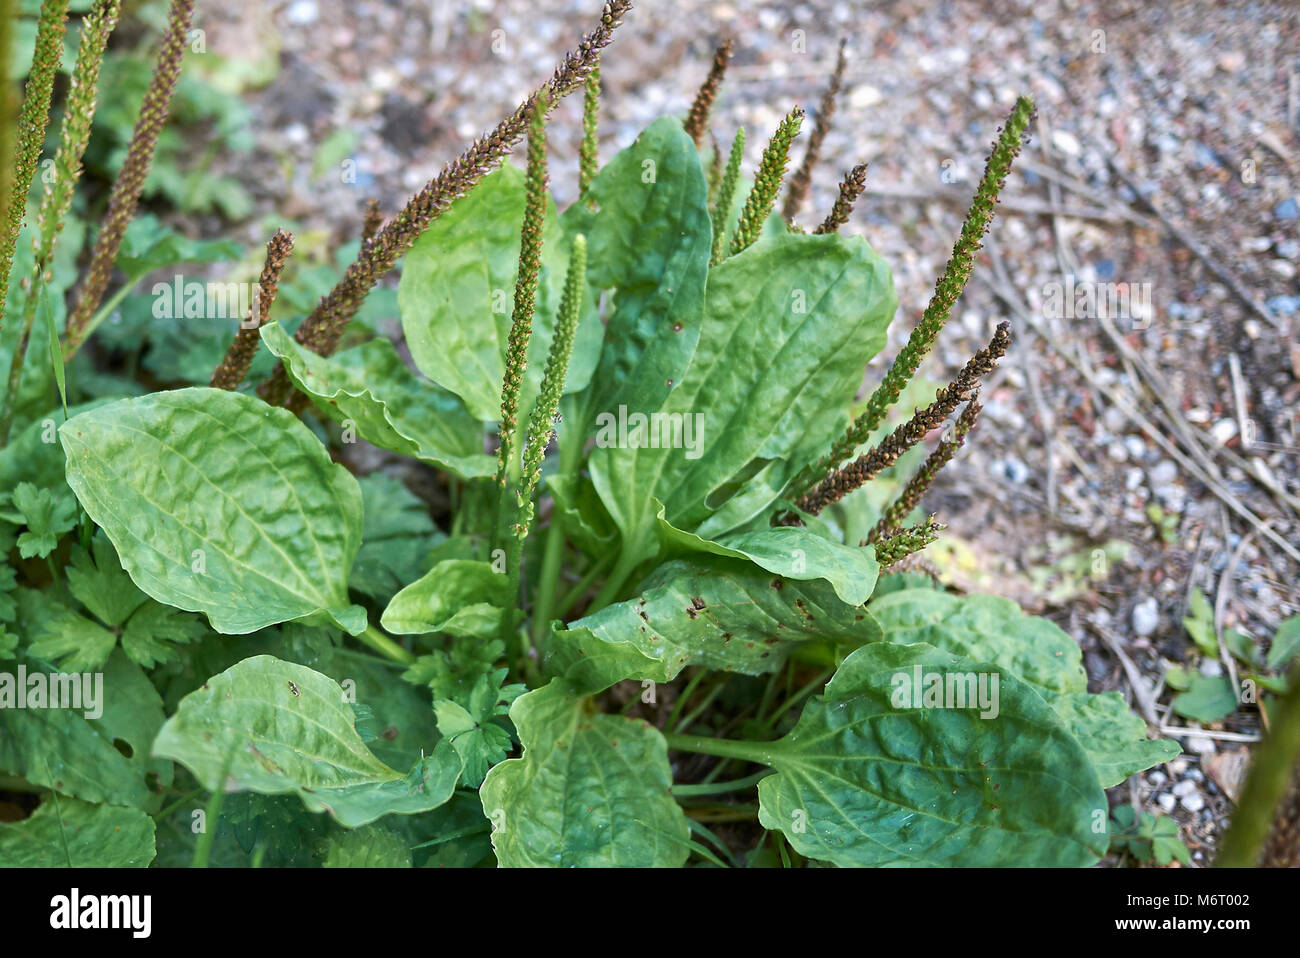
[[188, 0, 1300, 865]]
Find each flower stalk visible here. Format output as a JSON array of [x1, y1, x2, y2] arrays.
[[709, 128, 745, 265], [259, 0, 632, 408], [814, 162, 868, 235], [0, 0, 70, 335], [782, 38, 847, 224], [63, 0, 196, 358], [579, 61, 601, 195], [683, 38, 733, 147], [729, 107, 804, 257], [210, 229, 294, 391]]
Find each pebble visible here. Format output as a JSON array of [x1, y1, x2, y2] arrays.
[[1133, 597, 1160, 637], [1200, 659, 1223, 677], [1149, 460, 1178, 485], [1124, 435, 1147, 460], [1156, 792, 1177, 812], [1148, 770, 1167, 786], [1181, 792, 1206, 812], [286, 0, 319, 25], [1210, 419, 1238, 446], [1001, 456, 1030, 484], [1052, 130, 1082, 157], [1185, 734, 1216, 755], [1275, 197, 1299, 221], [1172, 779, 1198, 797], [1269, 259, 1297, 280]]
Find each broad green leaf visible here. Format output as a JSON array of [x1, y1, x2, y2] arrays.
[[561, 117, 712, 417], [381, 559, 508, 638], [479, 680, 689, 867], [656, 503, 880, 605], [60, 388, 367, 635], [260, 323, 493, 479], [0, 799, 155, 867], [589, 230, 896, 563], [868, 588, 1086, 695], [1051, 692, 1180, 787], [1267, 615, 1300, 671], [0, 398, 116, 495], [152, 655, 461, 828], [755, 642, 1108, 867], [870, 588, 1176, 786], [398, 165, 597, 422], [545, 555, 883, 696], [1171, 674, 1238, 724]]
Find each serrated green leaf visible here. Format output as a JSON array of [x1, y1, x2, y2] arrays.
[[120, 601, 208, 668], [322, 822, 413, 868], [152, 655, 460, 827], [480, 680, 689, 867], [66, 533, 149, 628], [545, 555, 883, 696], [3, 482, 78, 558], [115, 213, 241, 279], [60, 388, 367, 635], [0, 799, 155, 867], [755, 642, 1108, 867], [261, 323, 493, 479], [27, 611, 117, 671]]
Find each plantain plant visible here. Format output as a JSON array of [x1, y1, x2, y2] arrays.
[[0, 0, 1223, 869]]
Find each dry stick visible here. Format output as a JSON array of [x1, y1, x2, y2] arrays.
[[977, 272, 1300, 565], [683, 38, 733, 147], [1102, 147, 1285, 332], [260, 0, 632, 408], [209, 229, 293, 391], [0, 0, 70, 336], [813, 163, 867, 235], [1096, 311, 1300, 514], [63, 0, 195, 357], [1213, 525, 1254, 710], [781, 37, 846, 224], [1014, 155, 1160, 231], [860, 183, 1135, 224]]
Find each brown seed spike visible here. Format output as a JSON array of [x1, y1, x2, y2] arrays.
[[64, 0, 196, 357], [259, 0, 632, 408], [684, 38, 733, 147], [814, 163, 868, 235], [783, 38, 848, 224], [795, 322, 1009, 517], [211, 229, 294, 392]]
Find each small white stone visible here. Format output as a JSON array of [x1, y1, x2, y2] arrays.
[[1156, 792, 1177, 812], [1147, 770, 1167, 787], [1052, 130, 1082, 156], [1200, 659, 1223, 677], [1132, 598, 1160, 637], [1173, 779, 1198, 797], [1185, 735, 1216, 755], [1181, 792, 1205, 812]]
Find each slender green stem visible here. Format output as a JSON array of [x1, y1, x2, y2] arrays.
[[358, 624, 414, 665], [554, 550, 616, 619], [153, 787, 202, 822], [760, 667, 833, 734], [687, 819, 740, 868], [664, 668, 708, 731], [673, 682, 725, 735], [664, 731, 780, 766], [671, 769, 773, 797], [586, 548, 641, 614], [530, 511, 567, 646], [191, 760, 230, 869]]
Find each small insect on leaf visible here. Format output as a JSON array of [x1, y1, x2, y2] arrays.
[[288, 681, 301, 698]]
